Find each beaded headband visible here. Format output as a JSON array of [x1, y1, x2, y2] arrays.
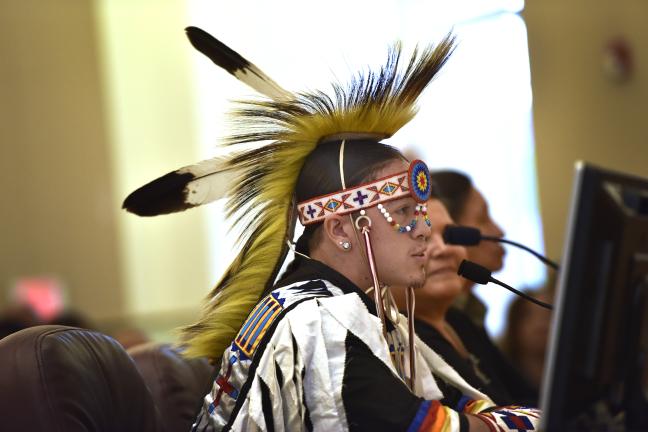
[[297, 159, 432, 225]]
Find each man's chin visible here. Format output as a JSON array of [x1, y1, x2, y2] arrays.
[[383, 273, 425, 290], [408, 267, 426, 289], [379, 264, 427, 289], [409, 280, 424, 290]]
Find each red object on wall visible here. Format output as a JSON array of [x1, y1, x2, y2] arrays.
[[12, 277, 64, 321]]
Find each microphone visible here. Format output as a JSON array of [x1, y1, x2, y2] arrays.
[[443, 225, 481, 246], [443, 225, 560, 270], [457, 259, 553, 310]]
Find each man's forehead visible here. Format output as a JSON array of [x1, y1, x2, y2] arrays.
[[374, 159, 409, 177], [385, 195, 417, 207]]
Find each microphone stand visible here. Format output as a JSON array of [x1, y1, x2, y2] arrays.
[[458, 259, 554, 310], [489, 276, 554, 310]]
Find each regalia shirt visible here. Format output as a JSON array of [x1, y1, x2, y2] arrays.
[[192, 259, 538, 431]]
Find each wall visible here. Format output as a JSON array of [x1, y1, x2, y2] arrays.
[[95, 0, 211, 336], [0, 0, 212, 341], [524, 1, 648, 260], [0, 0, 124, 320]]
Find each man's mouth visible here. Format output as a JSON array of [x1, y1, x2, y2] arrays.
[[411, 249, 427, 262]]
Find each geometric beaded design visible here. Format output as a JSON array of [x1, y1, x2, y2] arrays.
[[233, 294, 283, 358], [297, 159, 431, 225]]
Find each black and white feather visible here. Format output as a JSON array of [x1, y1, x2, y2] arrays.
[[122, 155, 241, 216], [185, 26, 293, 101], [123, 28, 295, 217]]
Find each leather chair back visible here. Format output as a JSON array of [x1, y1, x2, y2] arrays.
[[0, 325, 162, 431], [128, 342, 215, 432]]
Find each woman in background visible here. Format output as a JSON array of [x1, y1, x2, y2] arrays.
[[392, 197, 538, 406], [432, 170, 505, 329]]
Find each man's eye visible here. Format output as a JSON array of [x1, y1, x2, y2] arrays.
[[395, 206, 409, 215]]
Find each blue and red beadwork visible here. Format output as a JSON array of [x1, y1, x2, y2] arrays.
[[297, 159, 434, 225], [408, 160, 431, 203], [378, 203, 432, 233]]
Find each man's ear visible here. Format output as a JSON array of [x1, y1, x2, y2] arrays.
[[322, 215, 355, 251]]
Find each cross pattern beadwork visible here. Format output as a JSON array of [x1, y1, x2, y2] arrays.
[[298, 171, 410, 225], [208, 358, 239, 413], [353, 191, 368, 205]]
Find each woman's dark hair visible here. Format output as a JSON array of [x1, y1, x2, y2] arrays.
[[431, 170, 473, 221], [280, 139, 403, 279]]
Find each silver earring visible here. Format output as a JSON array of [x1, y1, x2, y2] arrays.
[[340, 240, 351, 250]]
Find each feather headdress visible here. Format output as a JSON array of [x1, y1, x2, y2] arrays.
[[122, 27, 455, 360]]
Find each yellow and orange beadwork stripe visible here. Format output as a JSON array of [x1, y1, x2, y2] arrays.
[[234, 295, 283, 358], [417, 401, 452, 431]]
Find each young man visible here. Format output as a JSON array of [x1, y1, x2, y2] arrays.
[[124, 26, 540, 431]]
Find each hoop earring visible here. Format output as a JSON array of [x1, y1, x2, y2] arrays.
[[339, 240, 352, 251]]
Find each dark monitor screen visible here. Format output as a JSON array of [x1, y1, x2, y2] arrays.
[[540, 161, 648, 431]]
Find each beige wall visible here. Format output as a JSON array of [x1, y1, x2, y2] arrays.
[[95, 0, 211, 336], [0, 1, 124, 319], [0, 1, 211, 341], [524, 2, 648, 260]]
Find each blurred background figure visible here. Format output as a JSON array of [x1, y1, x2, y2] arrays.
[[499, 282, 555, 393], [47, 309, 95, 329], [432, 170, 506, 328], [391, 197, 537, 406], [0, 280, 150, 351], [45, 307, 151, 350], [0, 304, 41, 340], [110, 327, 151, 350]]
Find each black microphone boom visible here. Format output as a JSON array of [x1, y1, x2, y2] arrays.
[[457, 259, 491, 284], [442, 225, 481, 246], [444, 225, 560, 270], [457, 259, 553, 310]]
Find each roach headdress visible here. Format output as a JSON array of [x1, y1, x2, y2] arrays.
[[122, 26, 455, 360]]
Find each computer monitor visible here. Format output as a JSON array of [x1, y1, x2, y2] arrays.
[[540, 161, 648, 431]]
